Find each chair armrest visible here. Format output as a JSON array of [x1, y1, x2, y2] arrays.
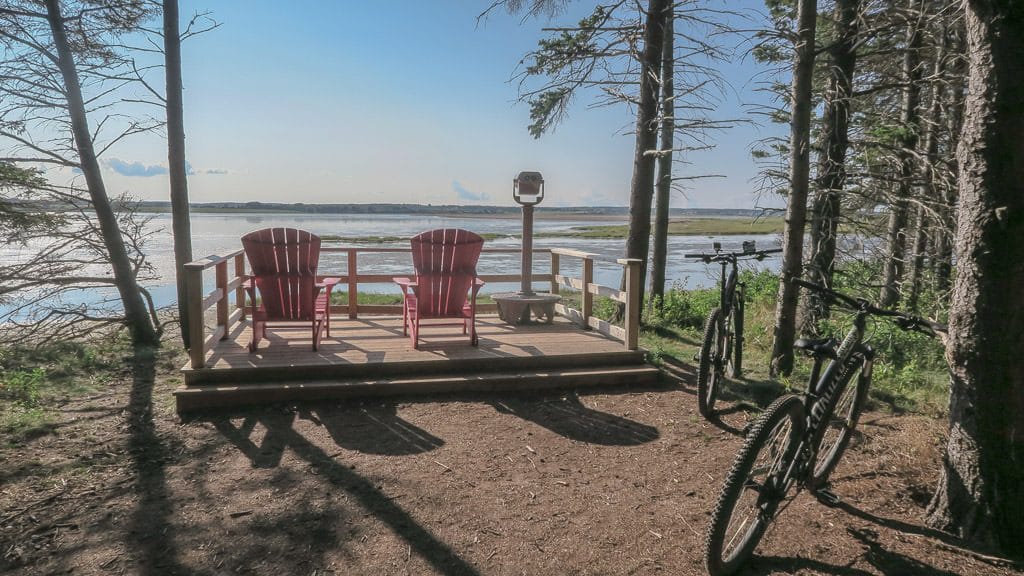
[[317, 277, 341, 289], [393, 277, 418, 293], [473, 277, 486, 288]]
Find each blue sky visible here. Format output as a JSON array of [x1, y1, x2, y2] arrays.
[[95, 0, 784, 209]]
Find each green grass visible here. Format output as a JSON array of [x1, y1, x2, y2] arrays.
[[539, 217, 785, 239], [321, 232, 510, 243], [0, 338, 131, 446], [641, 269, 949, 415], [328, 292, 496, 305]]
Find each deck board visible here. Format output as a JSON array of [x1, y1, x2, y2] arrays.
[[200, 316, 626, 367], [177, 315, 656, 410]]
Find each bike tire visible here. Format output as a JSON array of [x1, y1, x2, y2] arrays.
[[728, 297, 744, 379], [697, 308, 723, 417], [809, 358, 870, 488], [706, 395, 806, 576]]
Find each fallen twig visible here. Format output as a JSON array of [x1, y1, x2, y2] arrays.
[[0, 486, 69, 525], [433, 460, 452, 473]]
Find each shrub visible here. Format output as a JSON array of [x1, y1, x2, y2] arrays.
[[1, 368, 44, 408]]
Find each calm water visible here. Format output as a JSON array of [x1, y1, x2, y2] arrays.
[[3, 212, 784, 313]]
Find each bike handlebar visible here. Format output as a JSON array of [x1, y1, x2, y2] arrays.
[[789, 277, 948, 337], [684, 247, 783, 262]]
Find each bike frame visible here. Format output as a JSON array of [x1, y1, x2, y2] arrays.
[[718, 257, 741, 314], [778, 310, 876, 492]]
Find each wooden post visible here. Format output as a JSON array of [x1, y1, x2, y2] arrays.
[[234, 253, 246, 320], [184, 264, 205, 368], [347, 249, 358, 319], [550, 251, 560, 295], [582, 256, 594, 328], [215, 260, 228, 339], [619, 258, 642, 351], [521, 205, 535, 294]]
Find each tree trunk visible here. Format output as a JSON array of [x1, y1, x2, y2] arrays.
[[879, 0, 924, 308], [906, 23, 947, 314], [932, 26, 966, 305], [44, 0, 158, 346], [164, 0, 194, 348], [649, 12, 674, 305], [769, 0, 817, 376], [925, 0, 1024, 555], [800, 0, 859, 332], [623, 0, 670, 313]]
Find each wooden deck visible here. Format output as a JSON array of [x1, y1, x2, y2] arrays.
[[175, 315, 658, 411]]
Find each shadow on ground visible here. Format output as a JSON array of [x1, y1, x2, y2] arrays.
[[490, 393, 660, 446], [123, 346, 194, 575], [200, 408, 480, 576]]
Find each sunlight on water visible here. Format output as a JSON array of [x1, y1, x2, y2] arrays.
[[3, 212, 784, 313]]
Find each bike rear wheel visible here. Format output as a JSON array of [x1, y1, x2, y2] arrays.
[[705, 395, 806, 576], [697, 308, 727, 417], [810, 358, 870, 488]]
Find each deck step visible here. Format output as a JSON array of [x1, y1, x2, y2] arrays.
[[174, 365, 661, 412], [183, 349, 647, 385]]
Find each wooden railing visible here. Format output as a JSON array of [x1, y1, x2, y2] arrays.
[[183, 246, 642, 368], [183, 249, 246, 370], [550, 248, 642, 350]]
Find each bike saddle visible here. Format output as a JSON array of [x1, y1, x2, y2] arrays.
[[794, 337, 838, 358]]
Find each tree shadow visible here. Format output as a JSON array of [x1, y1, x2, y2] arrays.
[[846, 526, 962, 576], [824, 496, 967, 548], [490, 393, 659, 446], [303, 402, 444, 455], [200, 409, 480, 576], [122, 346, 195, 575], [744, 555, 875, 575], [722, 376, 788, 410]]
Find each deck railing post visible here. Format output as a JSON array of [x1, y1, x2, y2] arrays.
[[215, 261, 229, 339], [234, 253, 246, 320], [618, 258, 642, 351], [184, 264, 206, 369], [582, 256, 594, 328], [550, 251, 559, 295], [347, 249, 358, 319]]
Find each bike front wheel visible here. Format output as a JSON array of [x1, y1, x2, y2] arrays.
[[697, 308, 727, 417], [706, 395, 806, 576], [810, 357, 871, 488]]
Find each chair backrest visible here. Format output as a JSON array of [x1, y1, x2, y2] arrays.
[[410, 228, 484, 317], [241, 228, 322, 321]]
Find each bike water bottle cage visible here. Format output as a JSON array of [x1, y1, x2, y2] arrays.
[[794, 337, 838, 359]]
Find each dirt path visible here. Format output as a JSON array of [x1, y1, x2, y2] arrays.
[[1, 353, 1020, 575]]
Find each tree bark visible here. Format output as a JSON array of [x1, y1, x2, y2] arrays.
[[649, 12, 674, 305], [770, 0, 817, 376], [925, 0, 1024, 556], [43, 0, 158, 346], [164, 0, 194, 348], [801, 0, 859, 332], [879, 0, 924, 308], [623, 0, 670, 312]]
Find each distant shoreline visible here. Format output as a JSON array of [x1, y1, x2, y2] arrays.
[[133, 200, 769, 220]]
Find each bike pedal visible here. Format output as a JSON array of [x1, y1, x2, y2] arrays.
[[814, 488, 842, 506]]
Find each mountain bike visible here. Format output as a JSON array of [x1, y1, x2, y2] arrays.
[[686, 241, 782, 417], [704, 277, 946, 576]]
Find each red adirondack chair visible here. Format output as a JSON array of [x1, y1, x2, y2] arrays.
[[393, 228, 485, 349], [241, 228, 339, 352]]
